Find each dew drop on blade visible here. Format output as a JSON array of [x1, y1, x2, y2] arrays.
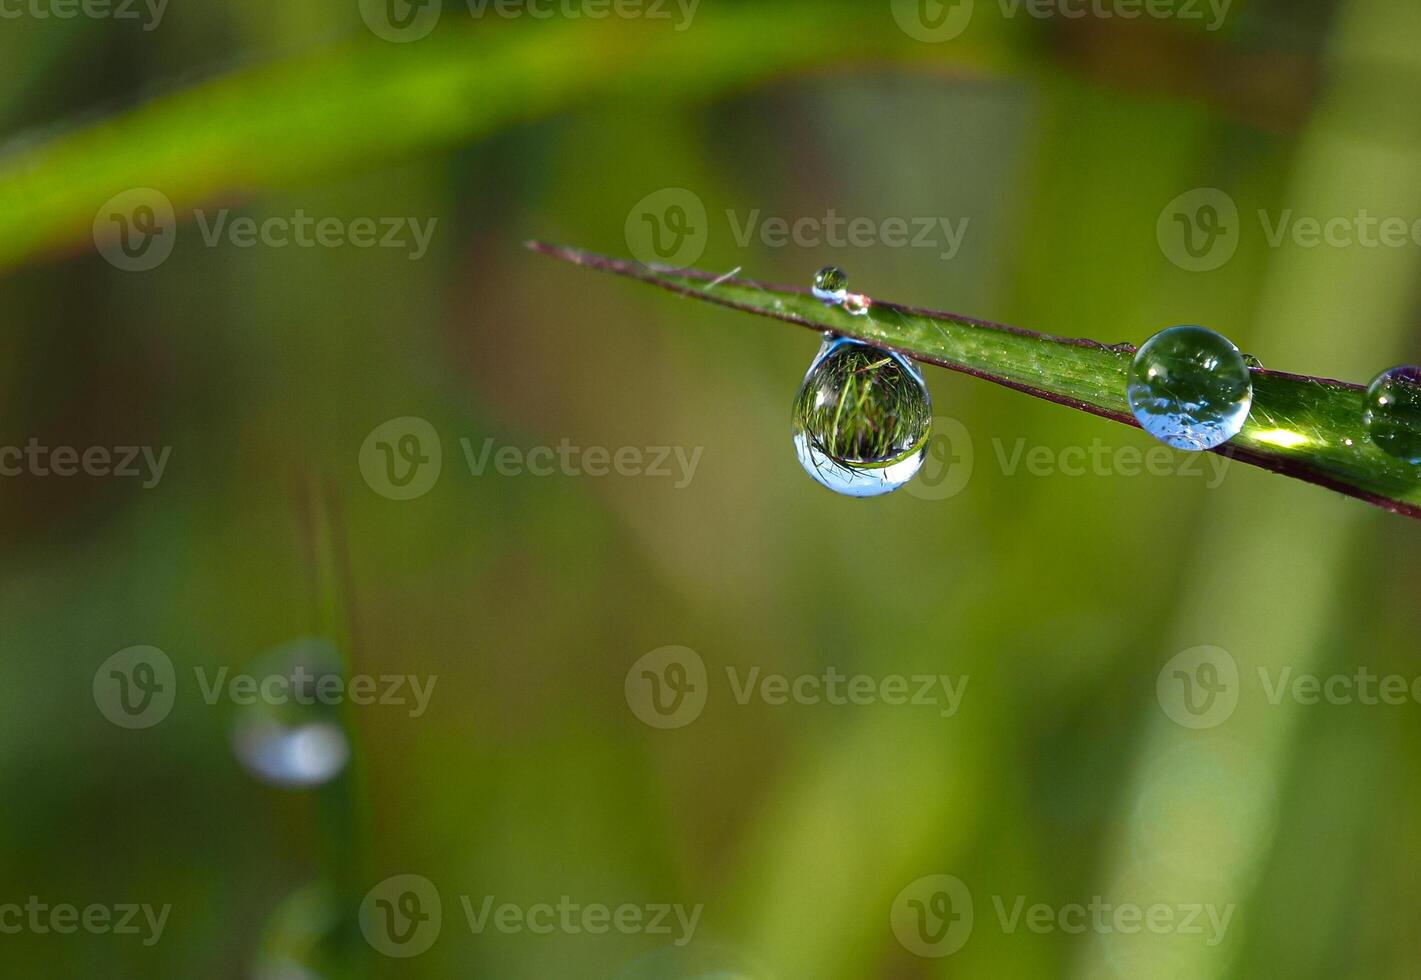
[[842, 292, 871, 316], [792, 336, 932, 497], [1126, 325, 1252, 451], [230, 638, 351, 789], [812, 265, 848, 306], [1362, 365, 1421, 464]]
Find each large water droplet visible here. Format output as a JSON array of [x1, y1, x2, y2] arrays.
[[812, 265, 848, 305], [792, 336, 931, 497], [1127, 325, 1253, 451], [1363, 365, 1421, 464], [231, 638, 351, 789]]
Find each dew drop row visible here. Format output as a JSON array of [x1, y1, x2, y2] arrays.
[[794, 266, 1421, 497]]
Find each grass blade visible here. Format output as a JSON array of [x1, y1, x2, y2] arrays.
[[530, 241, 1421, 518]]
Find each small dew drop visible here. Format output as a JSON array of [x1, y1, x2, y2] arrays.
[[1127, 325, 1253, 451], [792, 336, 931, 497], [812, 265, 848, 306], [1362, 365, 1421, 463], [843, 292, 871, 316], [231, 638, 351, 789], [1242, 353, 1263, 370]]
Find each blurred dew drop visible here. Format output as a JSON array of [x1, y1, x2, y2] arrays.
[[231, 638, 351, 789], [252, 883, 343, 980]]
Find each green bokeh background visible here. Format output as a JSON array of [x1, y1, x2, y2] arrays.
[[2, 0, 1420, 976]]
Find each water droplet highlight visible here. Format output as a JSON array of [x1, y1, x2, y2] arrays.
[[1127, 325, 1253, 451], [792, 336, 931, 497], [812, 265, 848, 306], [843, 292, 871, 316], [1363, 365, 1421, 464], [231, 638, 351, 789]]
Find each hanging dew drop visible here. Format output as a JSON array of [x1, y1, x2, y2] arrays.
[[792, 336, 931, 497], [1126, 325, 1253, 451], [230, 638, 351, 789], [812, 265, 848, 306], [1362, 365, 1421, 464]]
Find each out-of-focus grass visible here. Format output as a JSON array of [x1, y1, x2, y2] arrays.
[[3, 1, 1421, 979], [0, 4, 1018, 272]]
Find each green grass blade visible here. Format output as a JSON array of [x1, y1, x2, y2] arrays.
[[530, 241, 1421, 519], [0, 7, 973, 272]]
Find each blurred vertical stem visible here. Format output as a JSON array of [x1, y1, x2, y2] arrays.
[[295, 474, 372, 978]]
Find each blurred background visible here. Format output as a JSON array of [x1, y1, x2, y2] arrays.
[[2, 0, 1421, 976]]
